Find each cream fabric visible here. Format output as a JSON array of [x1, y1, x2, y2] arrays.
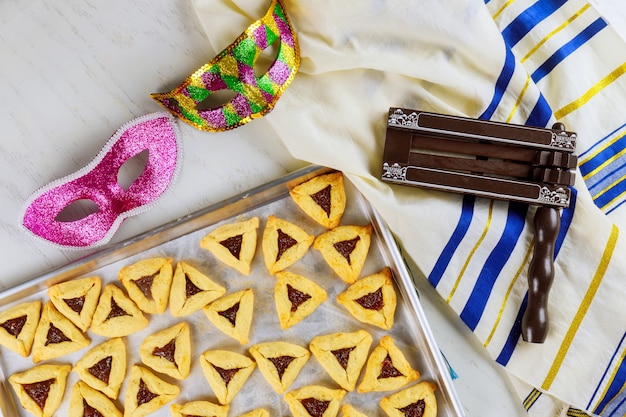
[[192, 1, 626, 415]]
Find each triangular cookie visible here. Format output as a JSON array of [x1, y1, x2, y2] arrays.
[[171, 401, 229, 417], [118, 257, 173, 314], [169, 262, 226, 317], [283, 385, 347, 417], [289, 171, 346, 229], [0, 300, 41, 357], [262, 215, 314, 274], [90, 284, 149, 337], [248, 341, 310, 394], [379, 381, 438, 417], [341, 404, 368, 417], [313, 224, 373, 283], [139, 321, 191, 380], [73, 337, 126, 399], [309, 330, 372, 391], [203, 289, 254, 345], [68, 380, 123, 417], [124, 365, 180, 417], [8, 363, 71, 417], [358, 336, 420, 393], [200, 217, 260, 275], [274, 271, 327, 330], [336, 268, 396, 330], [31, 301, 90, 363], [240, 409, 270, 417], [48, 276, 101, 332], [199, 349, 256, 405]]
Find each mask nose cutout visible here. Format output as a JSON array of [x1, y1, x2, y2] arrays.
[[55, 199, 100, 222], [117, 149, 149, 191]]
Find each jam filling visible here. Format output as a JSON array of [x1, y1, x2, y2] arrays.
[[152, 339, 176, 364], [137, 379, 158, 406], [276, 229, 297, 261], [333, 236, 360, 265], [268, 355, 295, 380], [378, 354, 403, 379], [88, 356, 112, 384], [83, 399, 104, 417], [217, 302, 240, 327], [331, 347, 354, 370], [219, 234, 243, 260], [311, 185, 332, 216], [213, 365, 241, 387], [287, 284, 311, 312], [0, 315, 27, 337], [45, 323, 71, 346], [133, 272, 158, 300], [106, 298, 130, 321], [185, 274, 203, 299], [355, 287, 384, 311], [301, 397, 330, 417], [399, 399, 426, 417], [23, 379, 55, 410], [63, 295, 85, 314]]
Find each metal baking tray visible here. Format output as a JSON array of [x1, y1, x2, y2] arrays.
[[0, 165, 465, 417]]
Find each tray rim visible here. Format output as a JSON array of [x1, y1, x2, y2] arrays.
[[0, 164, 466, 417]]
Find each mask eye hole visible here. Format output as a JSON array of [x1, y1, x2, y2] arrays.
[[195, 89, 239, 111], [55, 199, 100, 222], [117, 149, 149, 191], [254, 38, 280, 78]]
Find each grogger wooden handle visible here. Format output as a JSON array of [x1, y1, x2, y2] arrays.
[[522, 206, 560, 343]]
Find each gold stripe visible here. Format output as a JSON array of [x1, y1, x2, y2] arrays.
[[582, 147, 626, 180], [484, 239, 534, 347], [594, 347, 626, 414], [555, 63, 626, 120], [566, 408, 592, 417], [505, 73, 531, 123], [520, 3, 590, 63], [492, 0, 517, 20], [523, 388, 542, 410], [446, 200, 494, 303], [599, 187, 626, 212], [592, 172, 626, 201], [579, 127, 626, 166], [542, 225, 619, 390]]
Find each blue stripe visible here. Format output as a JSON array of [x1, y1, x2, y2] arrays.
[[594, 359, 626, 415], [525, 92, 553, 128], [428, 195, 475, 287], [501, 0, 568, 47], [496, 293, 526, 366], [460, 202, 528, 330], [607, 199, 626, 215], [606, 396, 626, 417], [587, 160, 626, 195], [480, 47, 516, 120], [579, 122, 626, 159], [580, 133, 626, 178], [587, 333, 626, 411], [593, 178, 626, 210], [531, 18, 608, 83]]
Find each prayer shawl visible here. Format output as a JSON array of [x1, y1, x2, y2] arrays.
[[193, 1, 626, 415]]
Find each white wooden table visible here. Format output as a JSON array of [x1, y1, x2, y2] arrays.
[[1, 1, 624, 415]]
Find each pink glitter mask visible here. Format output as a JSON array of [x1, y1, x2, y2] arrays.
[[151, 0, 300, 132], [21, 113, 181, 249]]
